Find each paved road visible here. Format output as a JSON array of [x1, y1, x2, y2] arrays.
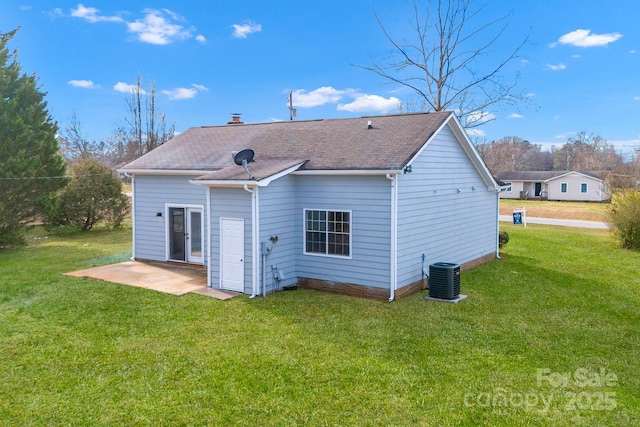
[[499, 215, 609, 229]]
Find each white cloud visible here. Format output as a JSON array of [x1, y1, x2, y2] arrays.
[[68, 79, 97, 89], [508, 113, 524, 119], [634, 96, 640, 101], [162, 84, 208, 100], [113, 82, 146, 94], [337, 94, 400, 113], [195, 34, 206, 44], [466, 129, 486, 137], [466, 111, 496, 126], [555, 29, 622, 48], [46, 8, 64, 18], [546, 63, 566, 71], [291, 86, 400, 113], [20, 5, 32, 11], [232, 21, 262, 39], [292, 87, 351, 108], [70, 4, 123, 23], [630, 50, 637, 54], [162, 87, 197, 100], [571, 54, 581, 58], [127, 9, 192, 45]]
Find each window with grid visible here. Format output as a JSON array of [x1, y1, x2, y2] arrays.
[[561, 182, 568, 193], [305, 209, 350, 257], [581, 183, 588, 193]]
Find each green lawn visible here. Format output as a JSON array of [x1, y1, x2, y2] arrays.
[[1, 225, 638, 426]]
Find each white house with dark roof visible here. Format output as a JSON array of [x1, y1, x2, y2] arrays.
[[120, 112, 501, 300], [495, 171, 611, 202]]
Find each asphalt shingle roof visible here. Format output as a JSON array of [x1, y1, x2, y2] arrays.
[[121, 112, 453, 174], [495, 171, 607, 182]]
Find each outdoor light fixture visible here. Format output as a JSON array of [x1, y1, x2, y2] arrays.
[[156, 212, 163, 217]]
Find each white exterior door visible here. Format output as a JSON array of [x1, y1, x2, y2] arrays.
[[220, 218, 244, 292], [168, 206, 203, 264], [186, 209, 203, 263]]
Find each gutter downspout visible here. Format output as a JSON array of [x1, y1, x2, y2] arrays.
[[206, 186, 212, 289], [244, 184, 259, 298], [124, 172, 135, 260], [386, 173, 398, 302]]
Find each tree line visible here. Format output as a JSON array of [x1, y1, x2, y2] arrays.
[[476, 134, 640, 188]]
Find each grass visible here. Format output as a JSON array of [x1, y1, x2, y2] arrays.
[[500, 198, 610, 222], [1, 225, 639, 425]]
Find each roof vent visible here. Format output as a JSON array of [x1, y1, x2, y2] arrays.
[[228, 113, 244, 125], [367, 120, 373, 129]]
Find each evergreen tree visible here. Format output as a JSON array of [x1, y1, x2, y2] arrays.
[[0, 28, 67, 245]]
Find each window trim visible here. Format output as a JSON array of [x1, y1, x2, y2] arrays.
[[580, 182, 588, 193], [560, 182, 568, 193], [303, 208, 352, 259]]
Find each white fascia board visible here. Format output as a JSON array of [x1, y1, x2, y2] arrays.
[[190, 180, 258, 187], [258, 162, 306, 186], [404, 114, 451, 166], [118, 169, 215, 176], [404, 113, 499, 191], [548, 171, 603, 183], [190, 162, 306, 188], [447, 115, 499, 190], [292, 169, 402, 176]]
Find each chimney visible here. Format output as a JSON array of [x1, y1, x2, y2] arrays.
[[228, 113, 244, 125]]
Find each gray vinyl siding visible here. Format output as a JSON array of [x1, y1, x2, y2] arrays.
[[259, 176, 298, 293], [133, 175, 206, 262], [397, 124, 497, 288], [209, 187, 253, 294], [295, 175, 391, 289]]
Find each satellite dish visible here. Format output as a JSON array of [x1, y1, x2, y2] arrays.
[[233, 148, 255, 180], [233, 149, 255, 165]]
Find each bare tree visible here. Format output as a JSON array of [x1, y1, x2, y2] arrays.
[[111, 74, 174, 165], [553, 132, 622, 171], [359, 0, 530, 128], [477, 136, 550, 173], [58, 112, 107, 165]]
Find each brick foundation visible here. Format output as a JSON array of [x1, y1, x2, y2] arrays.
[[297, 252, 496, 300]]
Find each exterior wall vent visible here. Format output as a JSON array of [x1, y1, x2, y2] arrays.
[[428, 262, 460, 299]]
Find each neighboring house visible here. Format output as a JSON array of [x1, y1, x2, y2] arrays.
[[120, 112, 501, 300], [495, 171, 611, 202]]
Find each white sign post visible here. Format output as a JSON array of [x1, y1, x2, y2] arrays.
[[513, 207, 527, 227]]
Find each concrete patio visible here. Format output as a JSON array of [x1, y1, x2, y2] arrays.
[[66, 261, 239, 300]]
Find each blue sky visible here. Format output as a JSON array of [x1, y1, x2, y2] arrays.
[[2, 1, 639, 156]]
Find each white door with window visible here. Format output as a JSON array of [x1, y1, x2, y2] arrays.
[[220, 218, 244, 292], [168, 206, 203, 264]]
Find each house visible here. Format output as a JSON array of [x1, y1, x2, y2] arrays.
[[119, 112, 501, 300], [495, 171, 611, 202]]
